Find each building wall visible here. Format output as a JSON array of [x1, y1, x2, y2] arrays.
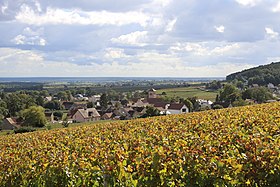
[[168, 106, 189, 114], [148, 91, 157, 98], [73, 111, 86, 123]]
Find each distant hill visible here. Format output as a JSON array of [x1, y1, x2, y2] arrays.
[[226, 62, 280, 86]]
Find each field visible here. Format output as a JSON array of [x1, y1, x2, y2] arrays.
[[0, 103, 279, 186], [156, 86, 218, 101]]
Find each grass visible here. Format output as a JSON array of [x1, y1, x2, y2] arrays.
[[156, 86, 218, 101]]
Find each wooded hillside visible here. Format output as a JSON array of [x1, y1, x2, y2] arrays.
[[226, 62, 280, 86]]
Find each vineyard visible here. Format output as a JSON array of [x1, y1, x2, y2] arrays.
[[0, 103, 279, 186]]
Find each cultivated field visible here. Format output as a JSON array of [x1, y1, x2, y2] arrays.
[[0, 102, 279, 186], [156, 86, 218, 101]]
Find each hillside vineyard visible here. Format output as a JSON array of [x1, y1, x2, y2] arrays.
[[0, 102, 279, 186]]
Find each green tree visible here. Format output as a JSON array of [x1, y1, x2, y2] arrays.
[[144, 106, 160, 117], [242, 87, 273, 103], [100, 93, 108, 110], [44, 100, 64, 110], [188, 97, 200, 111], [57, 91, 68, 101], [251, 87, 273, 103], [36, 96, 45, 106], [182, 99, 193, 112], [21, 106, 47, 127], [212, 104, 223, 109], [219, 84, 240, 104], [4, 93, 36, 116]]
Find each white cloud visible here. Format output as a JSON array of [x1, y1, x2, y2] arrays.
[[170, 42, 240, 56], [15, 4, 153, 27], [151, 0, 173, 7], [104, 48, 128, 59], [272, 1, 280, 12], [214, 25, 225, 33], [111, 31, 148, 46], [11, 27, 46, 46], [165, 18, 177, 32], [235, 0, 261, 7], [34, 0, 42, 12], [1, 2, 8, 14], [265, 27, 279, 39], [0, 47, 253, 77]]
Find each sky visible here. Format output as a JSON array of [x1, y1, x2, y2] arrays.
[[1, 0, 280, 77]]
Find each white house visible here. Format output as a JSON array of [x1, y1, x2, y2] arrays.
[[72, 108, 100, 123], [166, 103, 189, 114], [197, 99, 213, 109]]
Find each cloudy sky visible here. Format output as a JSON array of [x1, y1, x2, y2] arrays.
[[0, 0, 280, 77]]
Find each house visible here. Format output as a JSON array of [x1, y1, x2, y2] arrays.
[[146, 98, 164, 105], [70, 102, 87, 111], [167, 103, 189, 114], [75, 94, 89, 101], [197, 99, 213, 109], [62, 101, 74, 110], [72, 108, 100, 123], [0, 118, 21, 130], [44, 96, 52, 102], [89, 95, 101, 103], [129, 98, 148, 107], [147, 88, 157, 98], [112, 108, 130, 120], [101, 112, 113, 120]]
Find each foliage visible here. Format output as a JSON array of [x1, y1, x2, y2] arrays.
[[242, 87, 274, 103], [226, 61, 280, 86], [44, 100, 64, 110], [53, 111, 64, 118], [21, 106, 47, 127], [0, 102, 279, 186], [142, 106, 160, 117], [181, 98, 193, 112], [100, 93, 108, 110], [212, 104, 224, 109], [206, 80, 223, 90], [219, 84, 240, 104], [232, 99, 250, 107], [4, 93, 36, 116], [14, 127, 36, 134], [0, 107, 8, 121]]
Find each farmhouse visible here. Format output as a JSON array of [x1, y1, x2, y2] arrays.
[[167, 103, 189, 114], [72, 108, 100, 123]]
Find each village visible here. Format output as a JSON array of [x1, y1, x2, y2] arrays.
[[1, 88, 205, 131], [2, 79, 280, 132]]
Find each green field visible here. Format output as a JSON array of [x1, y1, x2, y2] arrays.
[[156, 86, 218, 101]]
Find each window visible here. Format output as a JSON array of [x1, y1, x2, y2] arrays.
[[182, 108, 186, 113]]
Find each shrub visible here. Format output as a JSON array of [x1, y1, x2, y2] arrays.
[[14, 127, 36, 134]]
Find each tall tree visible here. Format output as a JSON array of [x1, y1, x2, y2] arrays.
[[100, 93, 108, 110], [219, 84, 240, 104], [21, 106, 47, 127]]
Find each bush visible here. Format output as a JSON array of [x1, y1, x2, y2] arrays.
[[53, 111, 64, 118], [212, 104, 223, 109], [14, 127, 36, 134]]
